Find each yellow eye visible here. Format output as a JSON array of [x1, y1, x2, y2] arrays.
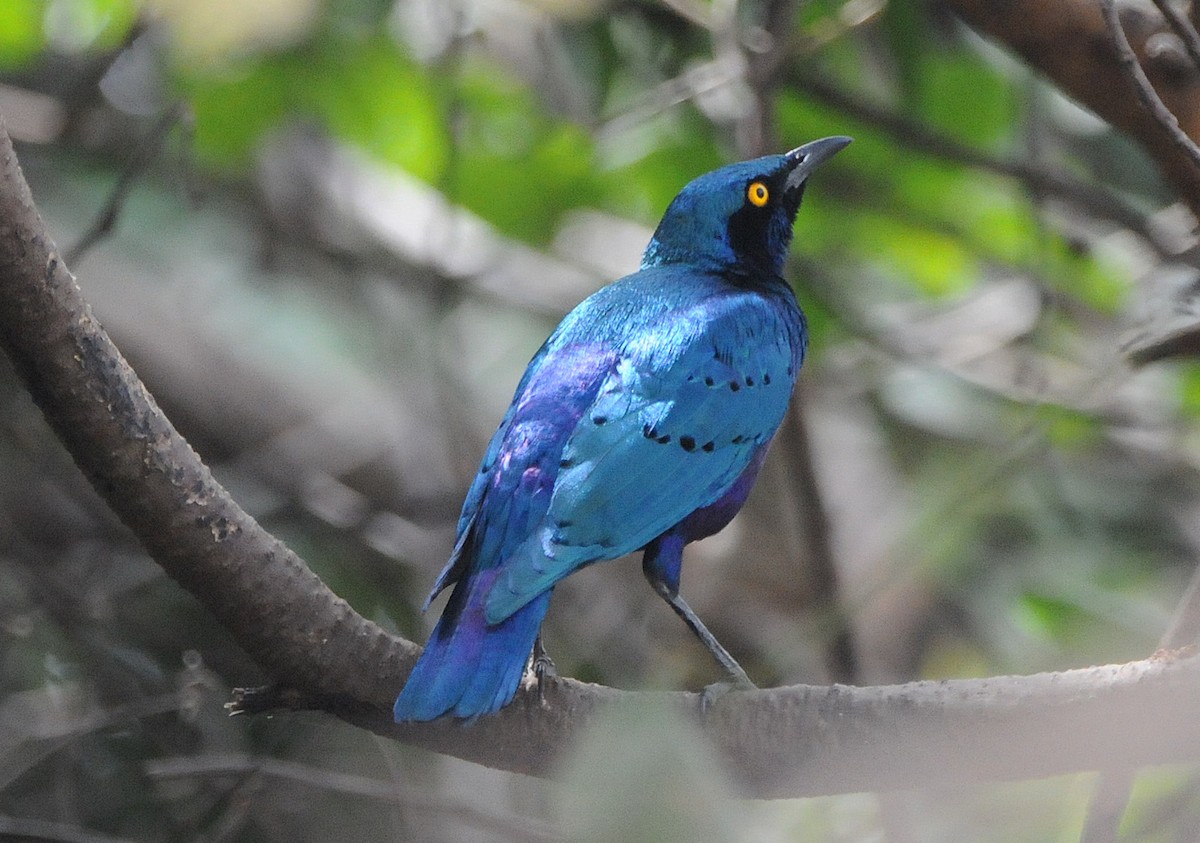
[[747, 181, 769, 207]]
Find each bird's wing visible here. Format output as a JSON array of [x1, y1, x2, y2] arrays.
[[483, 293, 799, 624], [423, 339, 557, 608], [423, 340, 615, 608]]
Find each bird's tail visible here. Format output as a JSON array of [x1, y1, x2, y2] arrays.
[[393, 569, 551, 722]]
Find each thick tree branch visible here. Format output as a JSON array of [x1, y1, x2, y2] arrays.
[[4, 113, 1200, 798], [0, 114, 412, 711]]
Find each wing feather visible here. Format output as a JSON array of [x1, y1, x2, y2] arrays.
[[484, 292, 800, 623]]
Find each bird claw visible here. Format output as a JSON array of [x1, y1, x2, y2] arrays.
[[533, 649, 557, 703], [699, 675, 757, 714]]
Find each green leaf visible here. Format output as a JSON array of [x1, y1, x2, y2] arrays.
[[919, 52, 1016, 147], [1015, 591, 1087, 639], [0, 0, 45, 67], [184, 58, 293, 168], [1033, 404, 1103, 448], [45, 0, 139, 52], [1053, 243, 1128, 314], [879, 0, 927, 108], [305, 35, 445, 180], [444, 64, 600, 243], [183, 32, 446, 178], [857, 212, 977, 296], [1177, 364, 1200, 416]]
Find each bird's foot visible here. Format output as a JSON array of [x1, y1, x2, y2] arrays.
[[532, 638, 557, 703], [534, 651, 557, 691], [226, 683, 311, 715], [699, 675, 757, 715]]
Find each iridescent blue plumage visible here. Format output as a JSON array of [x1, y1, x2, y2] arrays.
[[394, 137, 851, 721]]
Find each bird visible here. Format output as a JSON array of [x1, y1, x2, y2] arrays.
[[393, 136, 851, 722]]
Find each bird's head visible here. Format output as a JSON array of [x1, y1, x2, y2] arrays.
[[642, 136, 851, 277]]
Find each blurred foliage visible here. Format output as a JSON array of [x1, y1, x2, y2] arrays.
[[2, 0, 1200, 840]]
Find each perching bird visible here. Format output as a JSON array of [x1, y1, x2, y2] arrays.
[[394, 136, 851, 721]]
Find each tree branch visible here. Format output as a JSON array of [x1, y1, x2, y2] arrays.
[[0, 113, 411, 712], [4, 111, 1200, 799], [65, 102, 193, 267], [1102, 0, 1200, 176], [948, 0, 1200, 217], [1150, 0, 1200, 74], [787, 72, 1175, 257]]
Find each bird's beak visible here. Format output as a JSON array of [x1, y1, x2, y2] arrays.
[[784, 136, 852, 193]]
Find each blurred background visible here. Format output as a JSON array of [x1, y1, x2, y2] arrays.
[[2, 0, 1199, 839]]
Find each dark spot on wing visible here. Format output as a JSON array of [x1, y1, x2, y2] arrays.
[[702, 441, 715, 452], [729, 380, 740, 392], [642, 424, 674, 446], [704, 376, 715, 387], [680, 435, 697, 452], [745, 376, 754, 386], [763, 373, 771, 385], [593, 415, 608, 425]]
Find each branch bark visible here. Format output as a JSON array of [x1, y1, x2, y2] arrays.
[[3, 112, 1200, 799]]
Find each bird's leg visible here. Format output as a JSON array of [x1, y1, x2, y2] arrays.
[[531, 633, 556, 701], [647, 578, 756, 690], [643, 532, 756, 696]]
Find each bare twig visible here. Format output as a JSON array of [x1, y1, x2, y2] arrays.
[[0, 690, 183, 794], [65, 102, 191, 266], [1102, 0, 1200, 175], [596, 57, 745, 145], [200, 768, 264, 843], [778, 392, 859, 683], [949, 0, 1200, 218], [1150, 0, 1200, 75]]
